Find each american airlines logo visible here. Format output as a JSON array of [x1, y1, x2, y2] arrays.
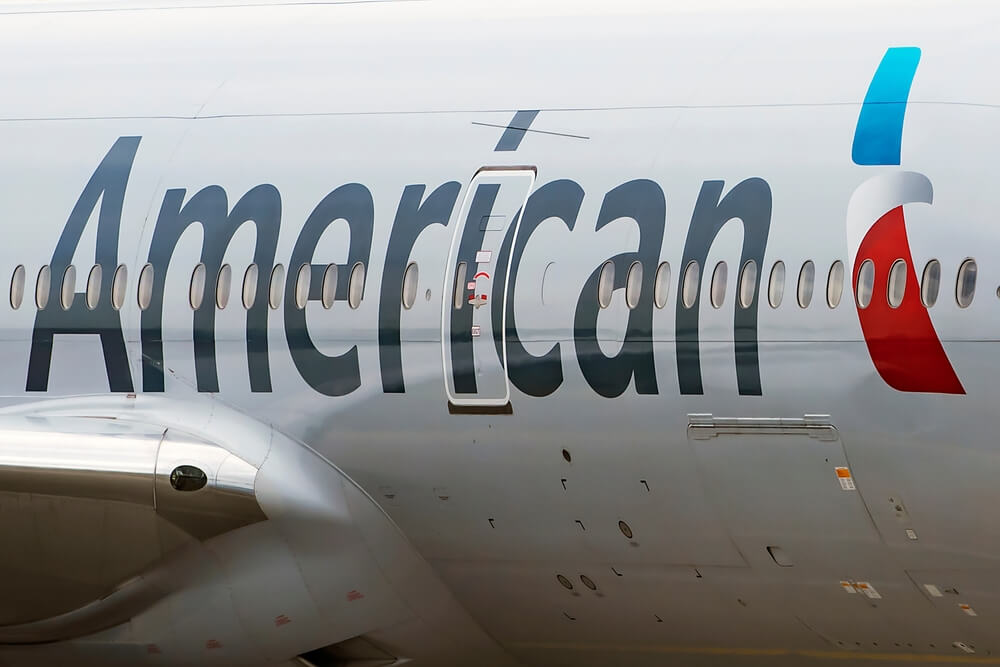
[[847, 47, 964, 394], [23, 47, 956, 399]]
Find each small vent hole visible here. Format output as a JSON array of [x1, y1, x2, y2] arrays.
[[618, 520, 633, 539]]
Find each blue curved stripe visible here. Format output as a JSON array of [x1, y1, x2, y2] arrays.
[[852, 47, 921, 166]]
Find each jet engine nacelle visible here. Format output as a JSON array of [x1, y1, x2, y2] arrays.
[[0, 396, 496, 666]]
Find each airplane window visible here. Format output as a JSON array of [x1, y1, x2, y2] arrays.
[[826, 260, 844, 308], [86, 264, 102, 310], [681, 260, 699, 309], [768, 261, 785, 308], [348, 262, 365, 309], [453, 261, 468, 310], [625, 261, 642, 309], [111, 264, 127, 311], [35, 265, 51, 310], [321, 264, 337, 309], [137, 263, 154, 310], [921, 259, 940, 307], [59, 265, 76, 310], [856, 259, 875, 308], [797, 261, 815, 308], [294, 263, 311, 310], [10, 265, 24, 310], [189, 263, 206, 310], [268, 264, 285, 310], [738, 260, 757, 309], [887, 259, 907, 308], [956, 258, 977, 308], [215, 264, 232, 310], [710, 261, 727, 308], [597, 260, 615, 309], [653, 261, 670, 309], [242, 264, 258, 309], [402, 262, 419, 310]]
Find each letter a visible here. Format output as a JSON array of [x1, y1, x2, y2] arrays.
[[27, 136, 140, 392]]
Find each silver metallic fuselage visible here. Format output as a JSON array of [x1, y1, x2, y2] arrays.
[[0, 1, 996, 665]]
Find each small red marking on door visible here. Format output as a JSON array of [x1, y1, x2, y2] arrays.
[[146, 644, 161, 654], [274, 614, 291, 627], [206, 639, 222, 650], [473, 271, 490, 280], [347, 590, 364, 602]]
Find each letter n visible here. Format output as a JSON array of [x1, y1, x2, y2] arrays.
[[675, 178, 771, 396]]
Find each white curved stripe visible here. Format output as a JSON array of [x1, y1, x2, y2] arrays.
[[845, 171, 933, 278]]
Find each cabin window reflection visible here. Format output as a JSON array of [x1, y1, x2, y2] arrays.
[[36, 265, 51, 310], [681, 260, 699, 309], [956, 259, 977, 308], [826, 260, 844, 308], [710, 261, 727, 309], [322, 264, 338, 309], [887, 259, 907, 308], [453, 261, 467, 310], [348, 262, 365, 309], [86, 264, 102, 310], [921, 260, 940, 307], [767, 261, 784, 308], [216, 264, 232, 310], [189, 263, 206, 310], [241, 264, 258, 310], [137, 263, 154, 311], [597, 261, 615, 309], [856, 260, 875, 309], [111, 264, 127, 311], [797, 260, 815, 308], [294, 263, 311, 310], [625, 261, 642, 309], [10, 265, 25, 310], [268, 264, 285, 310], [653, 262, 670, 309], [402, 262, 419, 310], [60, 265, 76, 310], [738, 260, 757, 309]]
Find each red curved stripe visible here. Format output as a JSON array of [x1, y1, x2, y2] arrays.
[[854, 206, 964, 394]]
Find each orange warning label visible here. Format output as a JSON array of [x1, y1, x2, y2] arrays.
[[835, 467, 856, 491], [960, 603, 978, 617]]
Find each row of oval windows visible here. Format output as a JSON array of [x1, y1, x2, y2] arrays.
[[9, 261, 407, 312], [593, 258, 979, 310], [6, 257, 982, 314]]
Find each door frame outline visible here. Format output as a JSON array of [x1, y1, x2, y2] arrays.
[[440, 166, 537, 407]]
